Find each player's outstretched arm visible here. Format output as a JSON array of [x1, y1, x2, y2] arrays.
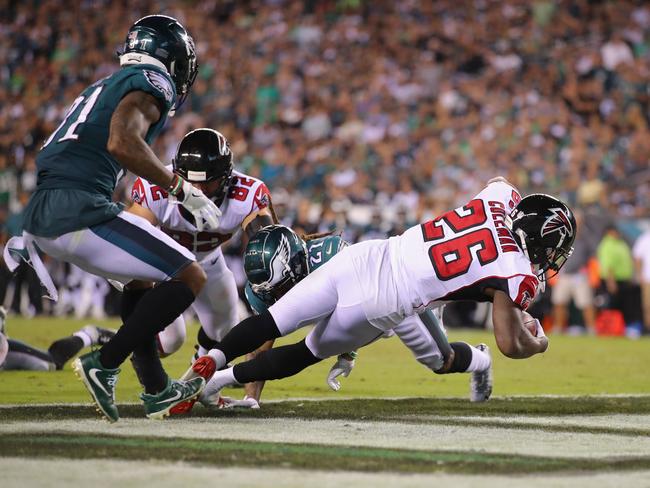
[[107, 91, 175, 188], [489, 289, 549, 359]]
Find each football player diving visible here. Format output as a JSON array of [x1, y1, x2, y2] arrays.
[[187, 224, 494, 409], [183, 176, 574, 406], [3, 15, 220, 422]]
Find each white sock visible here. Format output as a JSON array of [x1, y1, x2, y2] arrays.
[[465, 345, 491, 372], [72, 330, 93, 348], [201, 367, 239, 403], [196, 345, 209, 358], [207, 348, 227, 369]]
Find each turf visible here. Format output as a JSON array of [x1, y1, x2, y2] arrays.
[[1, 317, 649, 404], [3, 432, 650, 475]]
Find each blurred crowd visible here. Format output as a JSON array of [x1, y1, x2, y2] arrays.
[[0, 0, 649, 334]]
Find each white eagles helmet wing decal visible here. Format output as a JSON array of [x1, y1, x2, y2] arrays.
[[251, 234, 292, 295]]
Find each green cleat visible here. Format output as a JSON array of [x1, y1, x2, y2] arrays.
[[141, 377, 206, 420], [72, 350, 120, 423]]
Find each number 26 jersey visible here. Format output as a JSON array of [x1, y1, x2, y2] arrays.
[[389, 181, 540, 317]]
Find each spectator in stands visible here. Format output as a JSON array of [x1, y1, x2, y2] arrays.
[[2, 0, 649, 319]]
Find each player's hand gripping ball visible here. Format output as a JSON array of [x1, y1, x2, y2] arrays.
[[522, 311, 545, 337]]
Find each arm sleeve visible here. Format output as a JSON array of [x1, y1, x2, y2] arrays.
[[131, 177, 149, 207], [251, 182, 271, 214], [507, 274, 539, 311]]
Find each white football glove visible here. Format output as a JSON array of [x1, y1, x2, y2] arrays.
[[219, 395, 260, 409], [167, 177, 222, 231], [327, 353, 356, 391]]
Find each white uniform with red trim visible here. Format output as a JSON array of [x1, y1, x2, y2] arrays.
[[379, 181, 539, 328], [131, 169, 271, 355], [268, 181, 540, 359]]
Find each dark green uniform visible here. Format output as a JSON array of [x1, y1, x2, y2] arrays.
[[245, 235, 347, 314], [24, 64, 176, 237]]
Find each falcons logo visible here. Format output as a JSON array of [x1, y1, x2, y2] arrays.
[[541, 208, 574, 239]]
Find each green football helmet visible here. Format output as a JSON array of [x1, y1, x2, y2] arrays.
[[244, 225, 309, 305], [120, 15, 198, 110]]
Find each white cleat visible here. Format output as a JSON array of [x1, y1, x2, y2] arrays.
[[470, 343, 493, 402], [199, 370, 239, 408]]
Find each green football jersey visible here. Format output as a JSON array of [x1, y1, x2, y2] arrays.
[[23, 64, 176, 237], [245, 235, 347, 315]]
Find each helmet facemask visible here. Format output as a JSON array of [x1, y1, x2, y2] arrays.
[[173, 129, 234, 207]]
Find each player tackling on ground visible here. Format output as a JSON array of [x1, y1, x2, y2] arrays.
[[187, 177, 575, 402], [3, 15, 220, 422]]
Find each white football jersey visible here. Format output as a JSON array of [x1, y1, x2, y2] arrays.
[[388, 181, 539, 316], [131, 169, 271, 259]]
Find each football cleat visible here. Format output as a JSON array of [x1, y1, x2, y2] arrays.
[[470, 344, 493, 403], [180, 355, 217, 382], [199, 370, 239, 408], [199, 388, 224, 409], [72, 350, 120, 422], [81, 324, 117, 346], [142, 377, 205, 420], [170, 356, 217, 415]]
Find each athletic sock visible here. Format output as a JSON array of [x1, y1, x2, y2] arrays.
[[120, 287, 149, 322], [99, 281, 195, 369], [232, 339, 321, 383], [130, 338, 168, 394], [465, 344, 491, 372], [48, 336, 84, 370], [197, 326, 218, 351], [72, 330, 93, 348], [444, 341, 474, 373], [211, 311, 282, 365]]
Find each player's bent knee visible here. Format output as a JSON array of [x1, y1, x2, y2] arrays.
[[176, 262, 207, 295]]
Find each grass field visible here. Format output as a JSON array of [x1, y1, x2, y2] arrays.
[[2, 317, 650, 487]]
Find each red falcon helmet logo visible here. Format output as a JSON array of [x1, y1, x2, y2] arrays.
[[541, 208, 574, 239]]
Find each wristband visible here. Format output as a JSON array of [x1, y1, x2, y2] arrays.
[[168, 174, 184, 196]]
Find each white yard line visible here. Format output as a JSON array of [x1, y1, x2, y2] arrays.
[[3, 416, 650, 459], [426, 414, 650, 430], [2, 458, 650, 488]]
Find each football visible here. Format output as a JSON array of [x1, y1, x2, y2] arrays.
[[521, 311, 539, 336]]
